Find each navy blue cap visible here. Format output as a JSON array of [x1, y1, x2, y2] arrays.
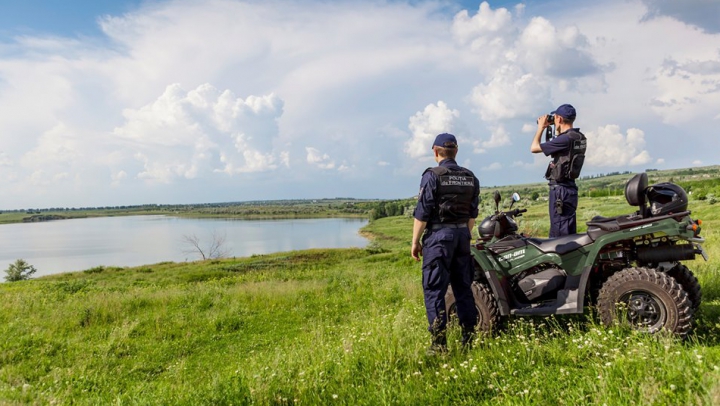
[[432, 133, 458, 149], [551, 104, 576, 120]]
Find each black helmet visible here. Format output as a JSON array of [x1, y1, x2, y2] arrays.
[[478, 216, 496, 241], [646, 182, 688, 216]]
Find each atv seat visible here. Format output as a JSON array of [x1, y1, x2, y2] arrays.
[[527, 234, 594, 255], [586, 213, 641, 231], [586, 211, 690, 240]]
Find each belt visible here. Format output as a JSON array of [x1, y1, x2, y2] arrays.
[[430, 223, 467, 230]]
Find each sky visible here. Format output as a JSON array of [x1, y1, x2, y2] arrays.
[[0, 0, 719, 210]]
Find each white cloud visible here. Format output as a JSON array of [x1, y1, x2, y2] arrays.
[[483, 162, 502, 171], [517, 17, 600, 78], [452, 1, 516, 68], [483, 124, 512, 148], [656, 158, 665, 164], [641, 0, 720, 33], [377, 161, 390, 166], [650, 54, 720, 122], [0, 0, 719, 209], [692, 160, 703, 166], [112, 83, 285, 182], [473, 123, 512, 154], [470, 65, 550, 121], [306, 147, 335, 169], [585, 125, 651, 167], [0, 152, 12, 166], [455, 3, 606, 124], [405, 101, 460, 159], [521, 123, 535, 133]]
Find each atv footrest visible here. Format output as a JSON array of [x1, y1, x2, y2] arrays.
[[510, 289, 582, 316]]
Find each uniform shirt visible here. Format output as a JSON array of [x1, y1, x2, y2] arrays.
[[540, 128, 581, 189], [413, 158, 480, 223]]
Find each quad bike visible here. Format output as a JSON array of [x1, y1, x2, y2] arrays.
[[446, 172, 706, 336]]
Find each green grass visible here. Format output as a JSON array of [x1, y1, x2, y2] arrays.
[[1, 197, 720, 404]]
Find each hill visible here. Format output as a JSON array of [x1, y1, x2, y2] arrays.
[[1, 193, 719, 404]]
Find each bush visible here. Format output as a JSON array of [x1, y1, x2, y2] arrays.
[[4, 259, 37, 282]]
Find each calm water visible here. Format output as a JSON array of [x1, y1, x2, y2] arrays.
[[0, 216, 369, 277]]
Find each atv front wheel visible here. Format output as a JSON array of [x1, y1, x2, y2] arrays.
[[445, 281, 499, 333], [597, 267, 692, 336], [667, 263, 702, 313]]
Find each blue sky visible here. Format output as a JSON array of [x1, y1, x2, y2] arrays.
[[0, 0, 143, 39], [0, 0, 719, 209]]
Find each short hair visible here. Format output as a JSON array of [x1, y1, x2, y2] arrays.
[[433, 145, 457, 159], [559, 116, 575, 125]]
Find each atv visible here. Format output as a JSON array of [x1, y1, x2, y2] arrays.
[[446, 172, 706, 336]]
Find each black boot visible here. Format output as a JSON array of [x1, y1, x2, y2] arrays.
[[427, 331, 447, 356], [461, 327, 476, 350]]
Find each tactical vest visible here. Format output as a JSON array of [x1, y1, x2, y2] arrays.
[[424, 166, 476, 224], [545, 129, 587, 182]]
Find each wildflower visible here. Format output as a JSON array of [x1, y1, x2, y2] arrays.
[[670, 384, 677, 391], [332, 394, 339, 399]]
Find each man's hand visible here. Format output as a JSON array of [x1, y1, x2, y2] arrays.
[[537, 114, 550, 131], [531, 115, 548, 154], [411, 218, 427, 261], [411, 241, 422, 261]]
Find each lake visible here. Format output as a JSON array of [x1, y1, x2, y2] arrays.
[[0, 216, 369, 278]]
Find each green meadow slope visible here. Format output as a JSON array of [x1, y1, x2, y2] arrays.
[[1, 195, 719, 404]]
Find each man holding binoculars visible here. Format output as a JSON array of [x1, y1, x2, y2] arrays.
[[530, 104, 587, 237]]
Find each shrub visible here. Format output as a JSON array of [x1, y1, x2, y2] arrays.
[[4, 259, 37, 282]]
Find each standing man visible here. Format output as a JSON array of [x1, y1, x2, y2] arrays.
[[411, 133, 479, 354], [530, 104, 587, 237]]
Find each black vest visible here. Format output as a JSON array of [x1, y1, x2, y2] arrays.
[[545, 129, 587, 183], [424, 166, 476, 224]]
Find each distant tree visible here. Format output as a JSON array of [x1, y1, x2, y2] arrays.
[[4, 259, 37, 282], [181, 231, 231, 260]]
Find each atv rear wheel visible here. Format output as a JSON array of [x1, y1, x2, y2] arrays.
[[445, 281, 499, 333], [597, 267, 692, 336], [666, 263, 702, 313]]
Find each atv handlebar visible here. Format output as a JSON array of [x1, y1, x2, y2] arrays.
[[506, 208, 527, 217]]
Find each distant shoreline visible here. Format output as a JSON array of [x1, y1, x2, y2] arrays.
[[0, 210, 369, 226]]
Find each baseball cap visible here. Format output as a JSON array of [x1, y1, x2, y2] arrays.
[[551, 104, 576, 120], [432, 133, 458, 149]]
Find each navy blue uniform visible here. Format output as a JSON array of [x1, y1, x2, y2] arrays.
[[540, 129, 580, 237], [413, 159, 479, 334]]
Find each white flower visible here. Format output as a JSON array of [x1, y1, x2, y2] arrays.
[[332, 394, 339, 399]]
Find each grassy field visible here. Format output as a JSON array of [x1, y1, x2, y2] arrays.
[[1, 195, 719, 404]]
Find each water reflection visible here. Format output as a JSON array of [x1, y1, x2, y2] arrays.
[[0, 216, 368, 277]]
